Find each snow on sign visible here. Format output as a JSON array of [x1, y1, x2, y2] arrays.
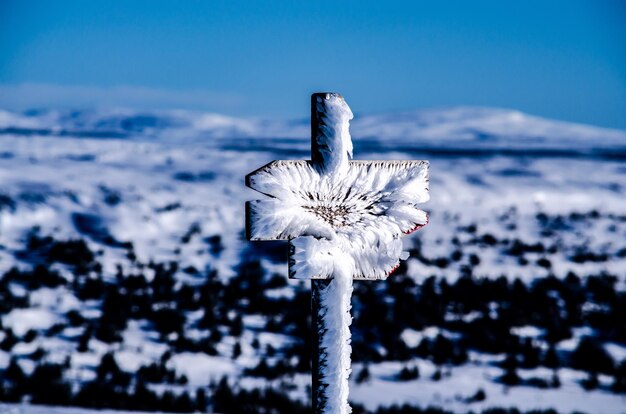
[[245, 93, 429, 413]]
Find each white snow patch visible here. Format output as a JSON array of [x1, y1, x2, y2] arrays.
[[400, 329, 423, 348], [605, 343, 626, 363], [168, 352, 237, 385], [511, 326, 545, 338], [2, 308, 59, 336]]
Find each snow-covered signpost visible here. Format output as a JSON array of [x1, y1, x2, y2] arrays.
[[245, 93, 429, 413]]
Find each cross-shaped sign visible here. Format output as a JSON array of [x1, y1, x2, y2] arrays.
[[246, 93, 429, 414]]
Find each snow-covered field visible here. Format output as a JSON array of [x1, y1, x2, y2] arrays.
[[1, 107, 624, 279], [0, 106, 625, 413], [0, 404, 176, 414]]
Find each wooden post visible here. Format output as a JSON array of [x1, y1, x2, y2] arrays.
[[310, 92, 352, 413], [245, 92, 429, 414], [311, 278, 331, 412]]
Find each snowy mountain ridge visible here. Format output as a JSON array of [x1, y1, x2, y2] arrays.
[[1, 107, 625, 152]]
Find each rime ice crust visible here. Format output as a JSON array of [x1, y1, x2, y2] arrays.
[[246, 159, 429, 279], [246, 93, 429, 280], [246, 93, 429, 279], [247, 93, 429, 413], [311, 93, 354, 176], [316, 254, 354, 414]]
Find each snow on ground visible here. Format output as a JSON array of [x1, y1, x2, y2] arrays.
[[169, 352, 237, 384], [351, 361, 626, 414], [2, 308, 59, 336], [0, 404, 181, 414], [1, 116, 625, 282], [0, 106, 625, 413]]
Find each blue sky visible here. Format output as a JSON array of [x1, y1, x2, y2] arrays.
[[1, 0, 625, 128]]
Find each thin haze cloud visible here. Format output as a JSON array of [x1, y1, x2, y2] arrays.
[[0, 83, 246, 112]]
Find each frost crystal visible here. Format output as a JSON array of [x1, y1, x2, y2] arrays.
[[246, 93, 429, 413], [247, 159, 429, 279], [316, 252, 354, 414]]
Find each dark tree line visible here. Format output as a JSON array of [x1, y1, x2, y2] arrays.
[[1, 228, 625, 412]]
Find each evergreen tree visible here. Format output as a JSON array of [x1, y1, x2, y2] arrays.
[[500, 353, 521, 386], [397, 363, 419, 381], [571, 337, 614, 375], [355, 365, 371, 384]]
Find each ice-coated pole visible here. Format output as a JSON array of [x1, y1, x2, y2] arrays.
[[245, 92, 429, 414], [311, 93, 354, 414]]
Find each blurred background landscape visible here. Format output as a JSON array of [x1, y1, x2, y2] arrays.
[[0, 1, 625, 413]]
